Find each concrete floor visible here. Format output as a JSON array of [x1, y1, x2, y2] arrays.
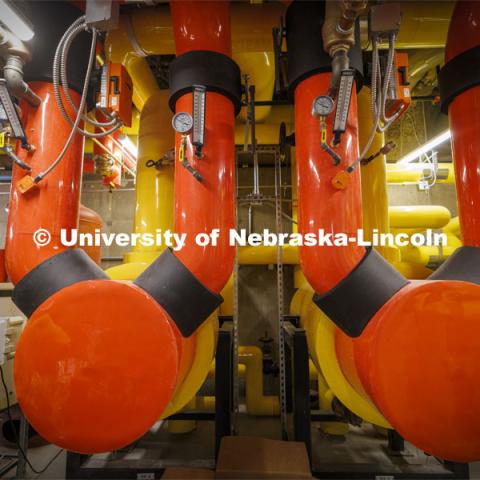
[[3, 416, 479, 479]]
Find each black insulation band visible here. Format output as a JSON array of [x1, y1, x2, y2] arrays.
[[24, 1, 91, 94], [285, 0, 363, 94], [429, 246, 480, 284], [169, 50, 242, 115], [313, 247, 409, 337], [134, 248, 223, 337], [439, 45, 480, 114], [13, 248, 108, 317]]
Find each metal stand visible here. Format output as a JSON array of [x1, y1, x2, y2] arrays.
[[282, 321, 470, 480], [66, 322, 233, 479]]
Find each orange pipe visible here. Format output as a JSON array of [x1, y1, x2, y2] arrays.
[[5, 82, 83, 283], [294, 71, 480, 461], [8, 82, 180, 454], [170, 0, 232, 56], [445, 1, 480, 246], [170, 0, 236, 294], [78, 204, 103, 265], [295, 73, 364, 293]]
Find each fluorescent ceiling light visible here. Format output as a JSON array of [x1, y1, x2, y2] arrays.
[[0, 0, 34, 41], [397, 130, 451, 164], [120, 135, 138, 158]]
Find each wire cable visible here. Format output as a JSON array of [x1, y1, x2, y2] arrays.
[[34, 24, 98, 183], [52, 17, 122, 136], [0, 365, 64, 475]]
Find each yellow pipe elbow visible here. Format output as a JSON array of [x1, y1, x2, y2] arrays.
[[239, 346, 280, 416]]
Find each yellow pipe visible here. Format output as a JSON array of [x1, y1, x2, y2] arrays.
[[358, 87, 396, 262], [389, 205, 451, 229], [239, 346, 280, 416], [123, 90, 174, 265], [386, 163, 455, 184], [198, 349, 278, 416], [238, 245, 299, 265]]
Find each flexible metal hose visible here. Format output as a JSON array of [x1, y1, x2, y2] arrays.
[[35, 26, 98, 182], [52, 18, 122, 137]]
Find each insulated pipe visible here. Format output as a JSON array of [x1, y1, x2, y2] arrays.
[[295, 73, 364, 293], [167, 0, 236, 294], [443, 1, 480, 246], [123, 90, 174, 265], [5, 82, 84, 283], [7, 81, 180, 454], [290, 0, 480, 461], [78, 204, 103, 264]]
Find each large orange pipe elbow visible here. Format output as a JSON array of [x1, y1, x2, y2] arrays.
[[294, 64, 480, 463], [9, 82, 179, 454]]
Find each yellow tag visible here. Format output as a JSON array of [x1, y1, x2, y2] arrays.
[[179, 135, 186, 163], [0, 132, 5, 149], [321, 128, 327, 144]]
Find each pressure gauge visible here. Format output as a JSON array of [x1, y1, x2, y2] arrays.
[[172, 112, 193, 134], [311, 95, 334, 117]]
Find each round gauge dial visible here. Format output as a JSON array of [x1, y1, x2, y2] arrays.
[[312, 95, 334, 117], [172, 112, 193, 134]]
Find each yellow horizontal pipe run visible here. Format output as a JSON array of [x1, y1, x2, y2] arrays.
[[389, 205, 451, 229], [238, 245, 299, 264], [386, 163, 455, 184]]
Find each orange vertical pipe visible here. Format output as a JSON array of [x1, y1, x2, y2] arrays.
[[9, 81, 180, 454], [5, 82, 83, 283], [445, 1, 480, 246], [170, 0, 236, 294], [294, 73, 364, 293]]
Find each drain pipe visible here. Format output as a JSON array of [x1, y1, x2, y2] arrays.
[[288, 0, 480, 462]]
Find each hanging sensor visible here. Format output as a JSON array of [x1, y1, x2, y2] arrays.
[[192, 85, 206, 159], [333, 69, 355, 146], [0, 79, 29, 149]]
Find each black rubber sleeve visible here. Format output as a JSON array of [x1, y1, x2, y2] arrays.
[[429, 246, 480, 284], [285, 0, 363, 93], [439, 45, 480, 114], [169, 50, 242, 115], [24, 1, 91, 94], [134, 248, 224, 337], [313, 247, 409, 337], [12, 249, 108, 317]]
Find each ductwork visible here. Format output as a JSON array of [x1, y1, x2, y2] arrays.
[[6, 0, 239, 454], [288, 0, 480, 463]]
